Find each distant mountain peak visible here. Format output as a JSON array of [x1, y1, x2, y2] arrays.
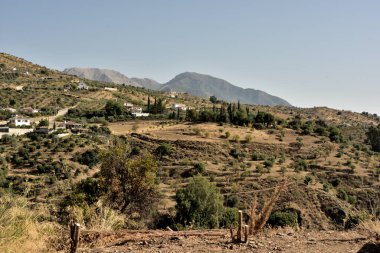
[[63, 67, 141, 87], [162, 72, 291, 106]]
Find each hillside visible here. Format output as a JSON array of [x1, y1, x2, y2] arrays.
[[1, 52, 380, 252], [130, 77, 162, 90], [63, 67, 141, 87], [161, 72, 291, 106]]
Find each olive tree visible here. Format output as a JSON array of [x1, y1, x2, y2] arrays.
[[99, 142, 159, 217]]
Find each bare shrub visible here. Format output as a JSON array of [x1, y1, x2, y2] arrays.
[[249, 179, 287, 235]]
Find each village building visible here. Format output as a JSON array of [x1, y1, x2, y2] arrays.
[[130, 106, 143, 114], [171, 103, 188, 110], [21, 107, 39, 114], [124, 102, 134, 109], [8, 117, 31, 127], [132, 112, 150, 117], [77, 81, 89, 90], [104, 87, 117, 92]]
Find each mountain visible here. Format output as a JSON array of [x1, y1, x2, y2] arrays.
[[63, 67, 290, 106], [161, 72, 291, 106], [130, 77, 162, 90], [63, 67, 141, 87]]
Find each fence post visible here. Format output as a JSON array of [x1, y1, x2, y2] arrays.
[[237, 210, 243, 242], [70, 223, 80, 253], [244, 225, 249, 243]]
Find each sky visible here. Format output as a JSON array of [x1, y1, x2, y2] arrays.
[[1, 0, 380, 114]]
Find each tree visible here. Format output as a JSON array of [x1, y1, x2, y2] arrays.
[[147, 96, 151, 113], [210, 96, 217, 104], [175, 175, 234, 228], [99, 142, 159, 216], [366, 125, 380, 152], [38, 119, 49, 127], [329, 126, 344, 143], [75, 149, 100, 168], [105, 100, 124, 116]]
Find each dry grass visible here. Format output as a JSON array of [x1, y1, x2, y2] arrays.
[[359, 220, 380, 239], [0, 193, 57, 253], [65, 200, 125, 232]]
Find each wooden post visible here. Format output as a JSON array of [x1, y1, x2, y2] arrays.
[[70, 223, 80, 253], [244, 225, 249, 243], [230, 227, 235, 242], [237, 210, 243, 242]]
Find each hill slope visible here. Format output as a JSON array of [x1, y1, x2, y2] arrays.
[[63, 67, 141, 87], [130, 77, 162, 90], [161, 72, 291, 106]]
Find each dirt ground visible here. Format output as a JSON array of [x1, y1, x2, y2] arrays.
[[76, 229, 380, 253]]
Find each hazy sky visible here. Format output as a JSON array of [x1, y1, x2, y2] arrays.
[[1, 0, 379, 114]]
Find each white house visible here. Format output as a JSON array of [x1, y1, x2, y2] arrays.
[[130, 106, 143, 114], [124, 102, 134, 109], [104, 87, 117, 92], [171, 103, 188, 110], [132, 112, 150, 117], [15, 85, 24, 91], [8, 117, 31, 127], [77, 81, 89, 90], [168, 91, 178, 98]]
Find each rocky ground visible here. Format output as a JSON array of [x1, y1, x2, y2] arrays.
[[74, 228, 380, 253]]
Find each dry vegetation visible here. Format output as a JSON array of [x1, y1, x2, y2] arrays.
[[1, 52, 380, 252]]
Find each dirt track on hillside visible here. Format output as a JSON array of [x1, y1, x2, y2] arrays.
[[72, 229, 379, 253]]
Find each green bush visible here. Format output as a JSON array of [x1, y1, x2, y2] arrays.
[[194, 162, 205, 174], [175, 175, 236, 228], [155, 143, 172, 157], [75, 149, 100, 168], [345, 213, 368, 229], [268, 210, 298, 227], [252, 152, 265, 161]]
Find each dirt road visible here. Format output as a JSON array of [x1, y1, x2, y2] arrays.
[[73, 229, 379, 253]]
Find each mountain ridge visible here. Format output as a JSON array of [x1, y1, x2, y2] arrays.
[[63, 67, 141, 87], [161, 72, 291, 106], [63, 68, 291, 106]]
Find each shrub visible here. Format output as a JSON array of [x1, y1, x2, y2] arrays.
[[256, 164, 264, 174], [175, 175, 236, 229], [75, 149, 100, 168], [225, 195, 239, 208], [225, 131, 230, 139], [330, 178, 342, 187], [345, 213, 368, 229], [337, 189, 348, 201], [155, 143, 172, 157], [232, 135, 240, 142], [264, 158, 275, 169], [268, 210, 298, 228], [245, 134, 252, 143], [304, 176, 313, 185], [366, 125, 380, 152], [293, 158, 308, 172], [252, 152, 265, 161], [193, 162, 205, 174], [229, 148, 240, 159]]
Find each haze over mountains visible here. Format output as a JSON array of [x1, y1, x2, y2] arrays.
[[63, 68, 291, 106]]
